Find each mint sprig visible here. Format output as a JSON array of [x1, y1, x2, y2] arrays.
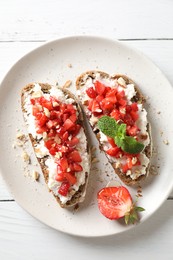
[[98, 116, 144, 154]]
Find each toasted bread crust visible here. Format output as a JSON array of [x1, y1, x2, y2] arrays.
[[21, 83, 90, 208], [76, 71, 152, 186]]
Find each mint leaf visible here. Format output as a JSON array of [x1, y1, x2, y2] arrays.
[[121, 136, 144, 154], [114, 123, 126, 147], [97, 116, 117, 138], [98, 116, 144, 155]]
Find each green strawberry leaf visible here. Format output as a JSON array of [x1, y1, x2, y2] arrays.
[[97, 116, 118, 138], [135, 206, 145, 212], [121, 136, 144, 154]]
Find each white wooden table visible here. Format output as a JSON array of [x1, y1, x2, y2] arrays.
[[0, 0, 173, 259]]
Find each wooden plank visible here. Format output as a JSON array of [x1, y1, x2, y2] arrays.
[[0, 200, 173, 258], [0, 40, 173, 199], [0, 0, 173, 41]]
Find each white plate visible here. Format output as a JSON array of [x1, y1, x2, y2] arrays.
[[0, 36, 173, 237]]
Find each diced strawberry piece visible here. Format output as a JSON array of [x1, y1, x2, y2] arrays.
[[126, 105, 131, 113], [38, 114, 49, 127], [66, 137, 79, 147], [64, 172, 77, 185], [62, 113, 69, 123], [104, 86, 112, 93], [110, 109, 121, 121], [49, 147, 57, 156], [97, 186, 132, 220], [116, 90, 125, 100], [92, 100, 102, 113], [72, 124, 81, 136], [122, 163, 129, 173], [30, 98, 35, 105], [107, 137, 116, 147], [88, 99, 94, 111], [69, 114, 77, 123], [106, 96, 117, 104], [63, 119, 75, 131], [60, 103, 67, 113], [86, 87, 97, 98], [68, 150, 82, 162], [123, 114, 134, 126], [130, 110, 139, 122], [32, 106, 40, 116], [47, 129, 56, 137], [62, 131, 69, 141], [94, 81, 106, 95], [115, 151, 124, 158], [44, 139, 54, 149], [56, 145, 69, 154], [106, 147, 120, 157], [73, 163, 83, 172], [42, 101, 53, 111], [96, 95, 104, 103], [50, 111, 62, 121], [36, 126, 48, 134], [100, 98, 114, 111], [131, 102, 138, 111], [37, 96, 47, 105], [127, 125, 139, 136], [59, 157, 68, 171], [58, 181, 70, 196], [127, 157, 133, 169], [55, 173, 65, 182], [66, 104, 76, 114], [118, 99, 127, 106], [106, 88, 117, 97], [46, 119, 58, 129]]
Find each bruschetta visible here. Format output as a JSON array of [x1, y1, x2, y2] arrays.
[[76, 71, 152, 186], [21, 83, 90, 207]]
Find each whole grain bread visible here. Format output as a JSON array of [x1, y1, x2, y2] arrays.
[[76, 71, 152, 186], [21, 83, 90, 208]]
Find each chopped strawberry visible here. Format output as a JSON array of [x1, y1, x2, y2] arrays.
[[66, 137, 79, 147], [110, 109, 121, 121], [46, 119, 58, 129], [123, 114, 134, 126], [107, 137, 116, 147], [62, 113, 69, 123], [49, 147, 57, 156], [59, 157, 68, 171], [118, 99, 127, 106], [38, 114, 48, 127], [97, 186, 132, 220], [91, 100, 102, 113], [32, 106, 40, 116], [106, 146, 120, 157], [96, 95, 104, 103], [106, 88, 117, 97], [30, 98, 35, 105], [72, 124, 81, 136], [36, 126, 48, 134], [127, 125, 139, 136], [69, 114, 77, 123], [88, 99, 94, 111], [116, 90, 125, 100], [55, 173, 65, 182], [130, 110, 139, 122], [131, 102, 138, 111], [44, 139, 54, 150], [86, 87, 97, 98], [94, 81, 106, 95], [64, 172, 77, 185], [73, 163, 83, 172], [58, 181, 70, 196], [62, 131, 69, 141], [42, 101, 53, 111], [100, 98, 114, 111], [68, 150, 82, 162], [63, 119, 75, 131]]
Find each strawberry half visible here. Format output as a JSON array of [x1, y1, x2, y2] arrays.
[[97, 186, 145, 223]]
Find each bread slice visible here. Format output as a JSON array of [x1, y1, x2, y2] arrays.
[[21, 83, 90, 208], [76, 71, 152, 186]]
